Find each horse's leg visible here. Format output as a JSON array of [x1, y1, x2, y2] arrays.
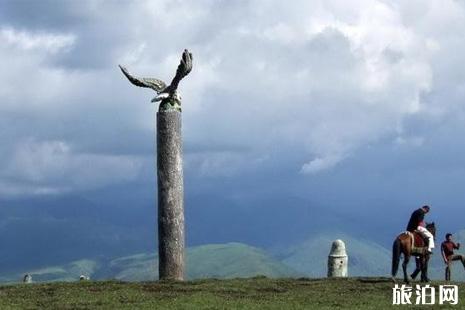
[[420, 256, 426, 282], [410, 257, 420, 280], [424, 256, 430, 282], [403, 254, 411, 283], [420, 255, 430, 282]]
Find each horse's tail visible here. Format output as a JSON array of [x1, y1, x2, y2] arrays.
[[392, 238, 402, 278]]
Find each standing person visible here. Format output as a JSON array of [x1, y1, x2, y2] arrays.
[[406, 205, 434, 253], [441, 233, 465, 281]]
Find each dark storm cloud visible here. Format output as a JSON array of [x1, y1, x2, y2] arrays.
[[1, 0, 465, 215], [1, 1, 147, 68], [0, 0, 87, 30]]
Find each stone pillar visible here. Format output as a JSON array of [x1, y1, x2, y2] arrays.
[[157, 110, 185, 281], [23, 274, 32, 283], [327, 239, 348, 278]]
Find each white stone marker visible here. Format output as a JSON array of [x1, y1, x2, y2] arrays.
[[327, 239, 348, 278]]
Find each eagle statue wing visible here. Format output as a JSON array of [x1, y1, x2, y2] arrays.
[[168, 49, 193, 94], [118, 65, 167, 93]]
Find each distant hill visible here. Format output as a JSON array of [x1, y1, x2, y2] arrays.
[[1, 243, 300, 283], [0, 192, 374, 275], [276, 229, 465, 281], [279, 232, 392, 277], [6, 231, 465, 283], [187, 243, 299, 279], [19, 259, 100, 283], [277, 230, 465, 280], [100, 243, 300, 281], [0, 195, 154, 275]]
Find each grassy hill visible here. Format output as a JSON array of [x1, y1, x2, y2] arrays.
[[6, 231, 465, 284], [97, 243, 299, 281], [279, 232, 391, 277], [186, 243, 299, 279], [2, 243, 299, 283], [1, 277, 462, 309]]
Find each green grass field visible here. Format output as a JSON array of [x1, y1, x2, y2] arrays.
[[0, 277, 463, 309]]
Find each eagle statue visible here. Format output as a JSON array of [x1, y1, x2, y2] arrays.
[[119, 49, 193, 112]]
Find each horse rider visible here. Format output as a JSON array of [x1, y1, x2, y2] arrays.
[[406, 205, 434, 254], [441, 233, 465, 281]]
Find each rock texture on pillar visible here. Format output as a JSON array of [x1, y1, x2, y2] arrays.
[[157, 110, 185, 281], [327, 239, 348, 278]]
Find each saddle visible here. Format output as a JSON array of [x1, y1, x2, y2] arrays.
[[406, 231, 428, 255]]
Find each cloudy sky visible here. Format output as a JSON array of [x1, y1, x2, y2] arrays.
[[1, 0, 465, 236]]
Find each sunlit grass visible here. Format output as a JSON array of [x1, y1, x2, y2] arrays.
[[1, 277, 461, 309]]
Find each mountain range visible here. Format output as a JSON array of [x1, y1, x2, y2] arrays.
[[1, 192, 463, 283]]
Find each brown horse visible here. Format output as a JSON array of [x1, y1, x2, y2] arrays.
[[391, 222, 436, 283]]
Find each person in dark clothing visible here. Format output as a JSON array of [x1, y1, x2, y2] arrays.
[[441, 233, 465, 281], [406, 205, 434, 253]]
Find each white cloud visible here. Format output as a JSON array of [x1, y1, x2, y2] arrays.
[[171, 0, 456, 174], [1, 0, 465, 195], [301, 155, 343, 174], [394, 136, 425, 147], [0, 27, 81, 112], [0, 27, 75, 53], [1, 139, 144, 196]]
